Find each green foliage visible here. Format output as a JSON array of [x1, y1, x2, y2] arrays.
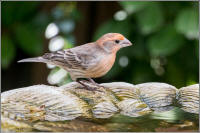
[[120, 1, 149, 14], [135, 3, 164, 35], [1, 35, 16, 68], [63, 39, 73, 49], [14, 24, 43, 55], [2, 2, 40, 27], [147, 25, 184, 56], [175, 8, 199, 39], [2, 1, 46, 69]]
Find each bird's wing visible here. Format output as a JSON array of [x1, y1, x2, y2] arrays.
[[42, 49, 98, 70]]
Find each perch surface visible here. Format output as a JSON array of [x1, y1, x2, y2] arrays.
[[1, 82, 199, 132]]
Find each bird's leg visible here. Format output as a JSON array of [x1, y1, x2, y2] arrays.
[[87, 78, 104, 88], [76, 79, 98, 91], [87, 78, 98, 85], [88, 78, 96, 84]]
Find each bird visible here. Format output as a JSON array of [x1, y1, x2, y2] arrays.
[[18, 33, 132, 91]]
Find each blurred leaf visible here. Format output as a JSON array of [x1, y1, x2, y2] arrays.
[[14, 24, 43, 56], [48, 67, 60, 75], [47, 67, 68, 85], [52, 2, 78, 19], [147, 25, 184, 56], [2, 2, 39, 27], [93, 20, 131, 41], [119, 1, 150, 14], [130, 37, 147, 60], [13, 2, 40, 21], [175, 8, 198, 40], [58, 74, 73, 86], [186, 74, 198, 86], [136, 3, 164, 35], [58, 19, 75, 34], [52, 6, 65, 20], [1, 35, 16, 69], [70, 8, 81, 21], [47, 67, 60, 84], [63, 38, 73, 49], [32, 12, 50, 30], [2, 2, 15, 26]]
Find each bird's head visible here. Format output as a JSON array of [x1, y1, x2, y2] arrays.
[[96, 33, 132, 53]]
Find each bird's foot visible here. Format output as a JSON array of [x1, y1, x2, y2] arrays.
[[87, 78, 103, 88], [76, 80, 103, 92]]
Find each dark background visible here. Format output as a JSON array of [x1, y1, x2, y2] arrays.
[[2, 1, 199, 92]]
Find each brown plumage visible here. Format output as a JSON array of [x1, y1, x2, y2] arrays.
[[18, 33, 132, 90]]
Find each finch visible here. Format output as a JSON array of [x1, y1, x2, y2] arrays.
[[18, 33, 132, 90]]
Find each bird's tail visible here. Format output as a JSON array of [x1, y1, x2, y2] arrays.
[[18, 57, 48, 63]]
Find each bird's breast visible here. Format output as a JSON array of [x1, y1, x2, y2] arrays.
[[86, 54, 116, 78]]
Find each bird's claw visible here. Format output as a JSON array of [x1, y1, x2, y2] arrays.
[[77, 80, 104, 92]]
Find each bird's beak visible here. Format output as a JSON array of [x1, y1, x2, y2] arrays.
[[120, 38, 132, 47]]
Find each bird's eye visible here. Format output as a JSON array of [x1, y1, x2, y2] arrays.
[[115, 40, 120, 44]]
